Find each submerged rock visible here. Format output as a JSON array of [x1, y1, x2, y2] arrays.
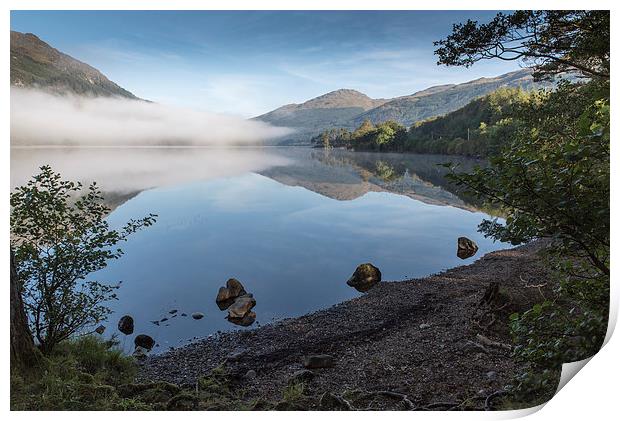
[[191, 312, 204, 320], [134, 334, 155, 351], [94, 325, 106, 335], [346, 263, 381, 292], [118, 315, 134, 335], [457, 237, 479, 259], [302, 354, 335, 369]]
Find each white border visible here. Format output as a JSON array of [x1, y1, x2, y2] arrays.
[[3, 2, 618, 420]]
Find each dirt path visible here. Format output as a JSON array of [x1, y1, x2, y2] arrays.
[[138, 241, 556, 409]]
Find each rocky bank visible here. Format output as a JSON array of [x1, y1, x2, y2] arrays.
[[138, 241, 557, 410]]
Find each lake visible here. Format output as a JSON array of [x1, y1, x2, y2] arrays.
[[11, 147, 508, 353]]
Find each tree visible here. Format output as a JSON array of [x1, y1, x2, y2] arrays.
[[10, 166, 157, 353], [353, 119, 375, 137], [447, 80, 609, 275], [438, 11, 609, 404], [434, 11, 610, 80], [10, 250, 39, 369]]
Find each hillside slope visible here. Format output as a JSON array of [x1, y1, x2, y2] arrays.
[[10, 31, 138, 99], [354, 70, 545, 127], [256, 69, 548, 145]]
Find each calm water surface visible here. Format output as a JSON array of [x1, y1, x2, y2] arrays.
[[11, 147, 507, 352]]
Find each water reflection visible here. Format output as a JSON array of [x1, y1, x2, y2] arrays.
[[11, 147, 505, 352]]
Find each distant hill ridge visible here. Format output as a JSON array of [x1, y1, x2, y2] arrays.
[[256, 69, 550, 145], [10, 30, 138, 99]]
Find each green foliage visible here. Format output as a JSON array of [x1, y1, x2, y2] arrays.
[[10, 166, 157, 353], [434, 11, 610, 80], [447, 81, 609, 275], [10, 335, 139, 410], [437, 10, 610, 408], [314, 119, 407, 152], [405, 87, 534, 156]]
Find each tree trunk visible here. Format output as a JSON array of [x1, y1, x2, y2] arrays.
[[10, 250, 38, 370]]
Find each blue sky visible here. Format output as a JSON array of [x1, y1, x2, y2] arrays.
[[11, 10, 523, 117]]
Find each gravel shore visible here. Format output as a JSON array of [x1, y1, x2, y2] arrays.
[[138, 241, 557, 410]]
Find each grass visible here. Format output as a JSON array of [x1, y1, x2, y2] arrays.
[[11, 335, 141, 410], [10, 338, 291, 411]]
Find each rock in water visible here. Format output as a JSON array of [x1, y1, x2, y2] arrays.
[[226, 278, 246, 297], [191, 312, 204, 320], [95, 325, 106, 335], [134, 334, 155, 351], [118, 315, 134, 335], [302, 354, 335, 369], [216, 278, 247, 309], [346, 263, 381, 292], [457, 237, 479, 259], [227, 294, 256, 319], [227, 310, 256, 327]]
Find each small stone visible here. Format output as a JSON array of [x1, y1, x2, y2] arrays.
[[117, 315, 134, 335], [244, 369, 257, 380], [160, 317, 168, 322], [302, 354, 335, 369], [288, 369, 315, 384], [94, 325, 106, 335], [191, 312, 204, 320], [346, 263, 381, 292], [132, 346, 148, 361], [457, 237, 479, 259], [169, 309, 178, 314], [181, 313, 187, 317], [319, 392, 350, 410], [486, 371, 498, 381], [134, 334, 155, 351], [419, 323, 431, 329], [227, 349, 247, 362]]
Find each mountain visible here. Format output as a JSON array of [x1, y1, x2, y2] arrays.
[[353, 70, 547, 127], [256, 69, 549, 145], [10, 31, 138, 99], [255, 89, 387, 144]]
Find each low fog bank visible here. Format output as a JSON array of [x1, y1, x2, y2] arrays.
[[11, 88, 293, 146], [11, 147, 291, 194]]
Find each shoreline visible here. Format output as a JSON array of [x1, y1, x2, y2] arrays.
[[138, 241, 557, 409]]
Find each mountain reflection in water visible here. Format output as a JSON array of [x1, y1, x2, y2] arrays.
[[11, 146, 504, 352]]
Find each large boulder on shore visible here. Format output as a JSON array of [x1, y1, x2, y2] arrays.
[[118, 315, 134, 335], [216, 278, 247, 309], [346, 263, 381, 292], [134, 334, 155, 351], [457, 237, 479, 259]]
